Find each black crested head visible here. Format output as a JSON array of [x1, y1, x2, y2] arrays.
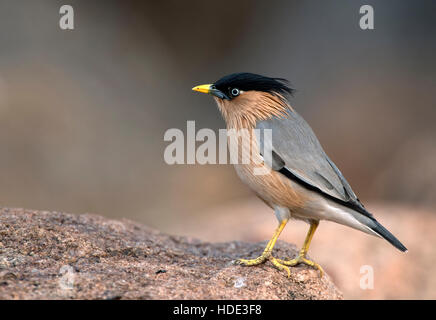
[[213, 73, 295, 99]]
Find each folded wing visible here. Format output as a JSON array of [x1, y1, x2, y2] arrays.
[[256, 111, 373, 219]]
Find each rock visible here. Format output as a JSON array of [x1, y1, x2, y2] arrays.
[[0, 208, 342, 299]]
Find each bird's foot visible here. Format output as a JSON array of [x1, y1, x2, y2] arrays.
[[236, 251, 270, 266], [236, 252, 291, 278], [276, 253, 324, 277]]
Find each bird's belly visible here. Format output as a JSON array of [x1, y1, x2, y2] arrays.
[[233, 162, 308, 213], [233, 162, 340, 222]]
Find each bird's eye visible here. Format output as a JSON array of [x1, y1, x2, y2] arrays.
[[231, 88, 240, 97]]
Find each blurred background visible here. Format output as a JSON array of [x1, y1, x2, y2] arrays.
[[0, 0, 435, 299]]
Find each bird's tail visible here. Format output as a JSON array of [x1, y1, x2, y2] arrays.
[[323, 199, 407, 252], [369, 219, 407, 252]]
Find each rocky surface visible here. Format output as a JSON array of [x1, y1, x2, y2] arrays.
[[0, 208, 342, 300], [169, 200, 436, 299]]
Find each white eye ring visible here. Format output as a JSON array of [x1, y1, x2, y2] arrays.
[[231, 88, 240, 97]]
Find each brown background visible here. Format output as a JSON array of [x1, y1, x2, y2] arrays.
[[0, 0, 435, 299]]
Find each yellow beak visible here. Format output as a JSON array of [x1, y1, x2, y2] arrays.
[[192, 84, 212, 94], [192, 83, 230, 99]]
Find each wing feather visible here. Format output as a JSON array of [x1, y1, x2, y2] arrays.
[[256, 112, 373, 219]]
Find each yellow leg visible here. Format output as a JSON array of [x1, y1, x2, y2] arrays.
[[237, 219, 292, 277], [276, 221, 324, 277]]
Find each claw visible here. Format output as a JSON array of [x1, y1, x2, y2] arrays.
[[276, 254, 324, 277], [236, 252, 270, 266], [269, 257, 291, 277], [237, 253, 291, 277]]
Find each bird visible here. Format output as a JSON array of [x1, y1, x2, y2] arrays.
[[192, 72, 407, 277]]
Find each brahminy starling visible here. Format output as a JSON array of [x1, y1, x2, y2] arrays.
[[192, 73, 406, 277]]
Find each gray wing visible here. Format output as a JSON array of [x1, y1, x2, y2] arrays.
[[256, 111, 372, 218]]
